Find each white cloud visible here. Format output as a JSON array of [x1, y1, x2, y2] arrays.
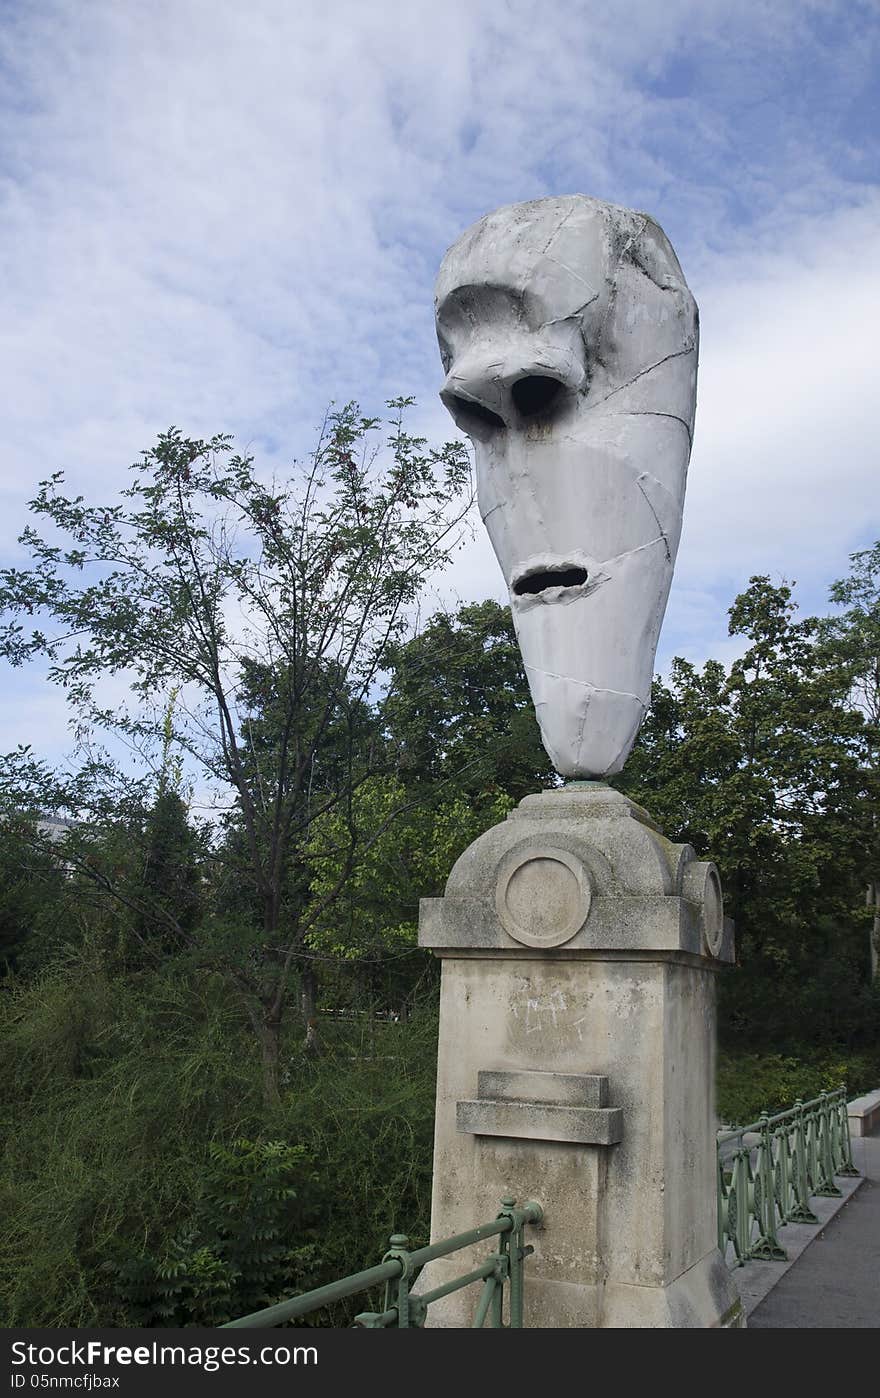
[[679, 196, 880, 595], [0, 0, 877, 759]]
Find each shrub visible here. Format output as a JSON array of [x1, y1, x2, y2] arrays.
[[716, 1047, 880, 1126]]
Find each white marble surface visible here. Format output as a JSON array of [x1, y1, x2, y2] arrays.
[[435, 195, 698, 777]]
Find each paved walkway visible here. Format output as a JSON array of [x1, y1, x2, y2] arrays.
[[747, 1128, 880, 1329]]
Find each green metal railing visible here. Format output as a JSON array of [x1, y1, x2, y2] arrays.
[[222, 1196, 544, 1329], [717, 1087, 858, 1266]]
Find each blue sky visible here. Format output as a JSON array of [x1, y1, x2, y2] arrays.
[[1, 0, 879, 761]]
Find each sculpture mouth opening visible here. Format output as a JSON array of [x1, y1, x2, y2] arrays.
[[513, 566, 589, 597], [512, 375, 564, 418]]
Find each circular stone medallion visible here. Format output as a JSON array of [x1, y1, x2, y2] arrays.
[[702, 865, 725, 957], [682, 859, 725, 957], [495, 844, 591, 948]]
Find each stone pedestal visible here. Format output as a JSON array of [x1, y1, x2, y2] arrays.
[[417, 785, 744, 1328]]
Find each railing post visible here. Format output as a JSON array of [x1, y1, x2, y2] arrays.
[[791, 1098, 819, 1224], [774, 1121, 794, 1224], [835, 1085, 859, 1178], [805, 1098, 821, 1194], [813, 1093, 842, 1198], [717, 1153, 727, 1256], [749, 1114, 786, 1261], [383, 1234, 413, 1328], [498, 1196, 542, 1327], [731, 1146, 752, 1263], [494, 1195, 518, 1327]]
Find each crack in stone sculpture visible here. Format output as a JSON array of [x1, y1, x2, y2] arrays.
[[435, 194, 698, 778]]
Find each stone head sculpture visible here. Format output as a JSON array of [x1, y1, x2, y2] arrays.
[[435, 195, 698, 779]]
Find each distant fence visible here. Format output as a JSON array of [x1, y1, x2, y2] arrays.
[[717, 1087, 858, 1265]]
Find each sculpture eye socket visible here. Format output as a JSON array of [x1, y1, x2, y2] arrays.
[[512, 375, 564, 418]]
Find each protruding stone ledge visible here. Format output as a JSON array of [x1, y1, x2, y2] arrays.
[[457, 1099, 624, 1145], [477, 1069, 609, 1107], [456, 1068, 623, 1146], [420, 892, 734, 962]]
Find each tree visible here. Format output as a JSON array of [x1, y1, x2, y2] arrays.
[[0, 401, 472, 1103], [0, 815, 69, 975], [304, 774, 512, 967], [0, 752, 172, 971], [289, 597, 554, 1013], [818, 543, 880, 978], [382, 599, 555, 806], [821, 543, 880, 729], [617, 574, 875, 1047]]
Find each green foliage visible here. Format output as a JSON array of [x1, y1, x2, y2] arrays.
[[818, 542, 880, 978], [383, 599, 555, 805], [137, 786, 202, 943], [0, 949, 438, 1326], [111, 1139, 318, 1326], [305, 774, 513, 959], [617, 572, 876, 1047], [0, 404, 473, 1103], [716, 1048, 880, 1126], [0, 955, 253, 1326], [3, 458, 880, 1325], [820, 540, 880, 730], [0, 817, 70, 974]]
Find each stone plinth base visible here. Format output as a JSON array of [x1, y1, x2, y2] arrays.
[[417, 785, 743, 1328], [416, 1248, 742, 1329]]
